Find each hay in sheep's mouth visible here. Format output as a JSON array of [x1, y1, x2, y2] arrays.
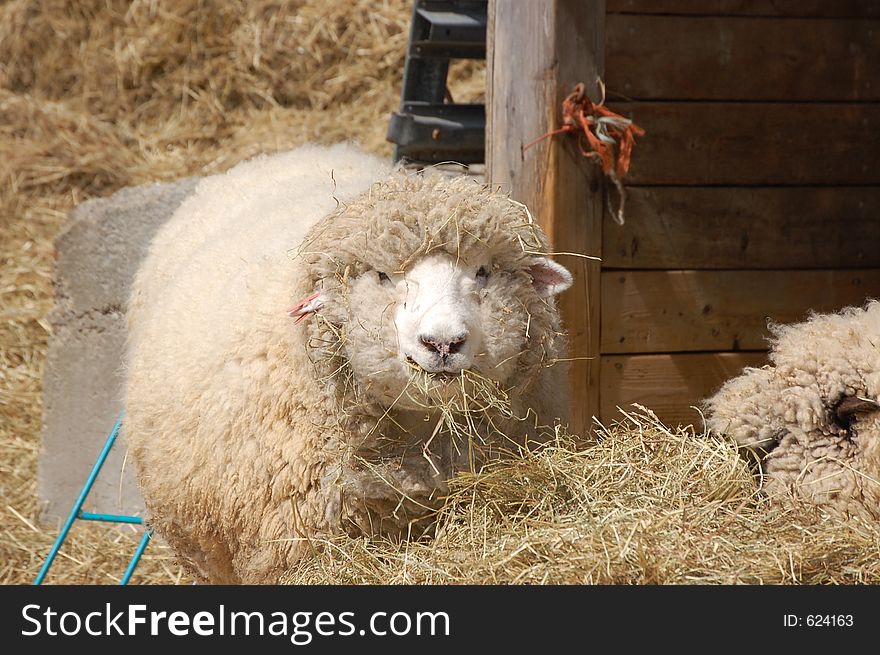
[[401, 364, 523, 452], [280, 406, 880, 585]]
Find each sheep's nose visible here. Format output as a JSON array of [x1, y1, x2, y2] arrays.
[[419, 333, 467, 357]]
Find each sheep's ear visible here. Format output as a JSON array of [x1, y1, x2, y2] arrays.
[[528, 258, 573, 298], [835, 396, 880, 422]]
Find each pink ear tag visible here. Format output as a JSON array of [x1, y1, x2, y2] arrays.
[[287, 292, 323, 325]]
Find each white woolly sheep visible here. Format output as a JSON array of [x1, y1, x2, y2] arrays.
[[123, 143, 574, 583], [704, 302, 880, 520]]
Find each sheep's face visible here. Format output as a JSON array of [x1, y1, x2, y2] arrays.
[[295, 172, 575, 413], [338, 252, 572, 411]]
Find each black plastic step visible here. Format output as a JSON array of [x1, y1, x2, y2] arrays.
[[388, 0, 487, 165], [411, 3, 488, 59], [388, 103, 485, 164]]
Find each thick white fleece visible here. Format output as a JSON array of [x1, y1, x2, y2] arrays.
[[124, 143, 573, 582], [705, 302, 880, 520]]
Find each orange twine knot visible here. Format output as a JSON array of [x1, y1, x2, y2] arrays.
[[525, 81, 644, 225]]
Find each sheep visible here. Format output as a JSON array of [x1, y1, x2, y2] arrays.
[[123, 143, 574, 583], [703, 302, 880, 520]]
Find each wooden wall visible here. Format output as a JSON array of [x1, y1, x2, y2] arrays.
[[487, 1, 605, 436], [600, 1, 880, 426]]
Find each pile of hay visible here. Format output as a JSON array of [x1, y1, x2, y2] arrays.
[[282, 408, 880, 585]]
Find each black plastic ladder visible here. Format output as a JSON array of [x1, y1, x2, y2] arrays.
[[387, 0, 487, 165]]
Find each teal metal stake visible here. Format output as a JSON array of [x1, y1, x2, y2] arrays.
[[34, 413, 150, 585], [120, 529, 153, 585]]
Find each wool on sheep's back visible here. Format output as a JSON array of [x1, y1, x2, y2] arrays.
[[124, 144, 390, 583]]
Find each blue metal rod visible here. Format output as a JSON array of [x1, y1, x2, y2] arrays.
[[33, 413, 124, 585], [78, 512, 143, 524], [120, 529, 152, 585]]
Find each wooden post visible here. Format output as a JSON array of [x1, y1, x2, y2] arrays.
[[486, 0, 605, 438]]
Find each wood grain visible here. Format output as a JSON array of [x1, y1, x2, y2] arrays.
[[606, 15, 880, 101], [602, 186, 880, 270], [600, 269, 880, 353], [610, 102, 880, 185], [488, 0, 605, 437], [607, 0, 880, 18], [600, 352, 767, 427]]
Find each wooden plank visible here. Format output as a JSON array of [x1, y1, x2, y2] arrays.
[[606, 15, 880, 101], [601, 269, 880, 353], [607, 0, 880, 18], [603, 187, 880, 270], [611, 102, 880, 185], [488, 0, 605, 438], [600, 352, 767, 427]]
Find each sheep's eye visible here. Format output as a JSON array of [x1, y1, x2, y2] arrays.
[[476, 266, 490, 282], [378, 271, 390, 283]]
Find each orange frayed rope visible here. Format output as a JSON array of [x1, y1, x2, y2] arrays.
[[525, 81, 645, 225]]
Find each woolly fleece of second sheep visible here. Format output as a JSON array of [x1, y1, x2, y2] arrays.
[[705, 302, 880, 521]]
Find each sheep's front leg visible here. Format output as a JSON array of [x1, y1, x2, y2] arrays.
[[322, 454, 450, 538]]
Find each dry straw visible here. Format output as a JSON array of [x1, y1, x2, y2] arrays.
[[282, 407, 880, 585], [2, 1, 877, 585]]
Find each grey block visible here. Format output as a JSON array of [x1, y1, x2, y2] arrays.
[[39, 178, 200, 522]]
